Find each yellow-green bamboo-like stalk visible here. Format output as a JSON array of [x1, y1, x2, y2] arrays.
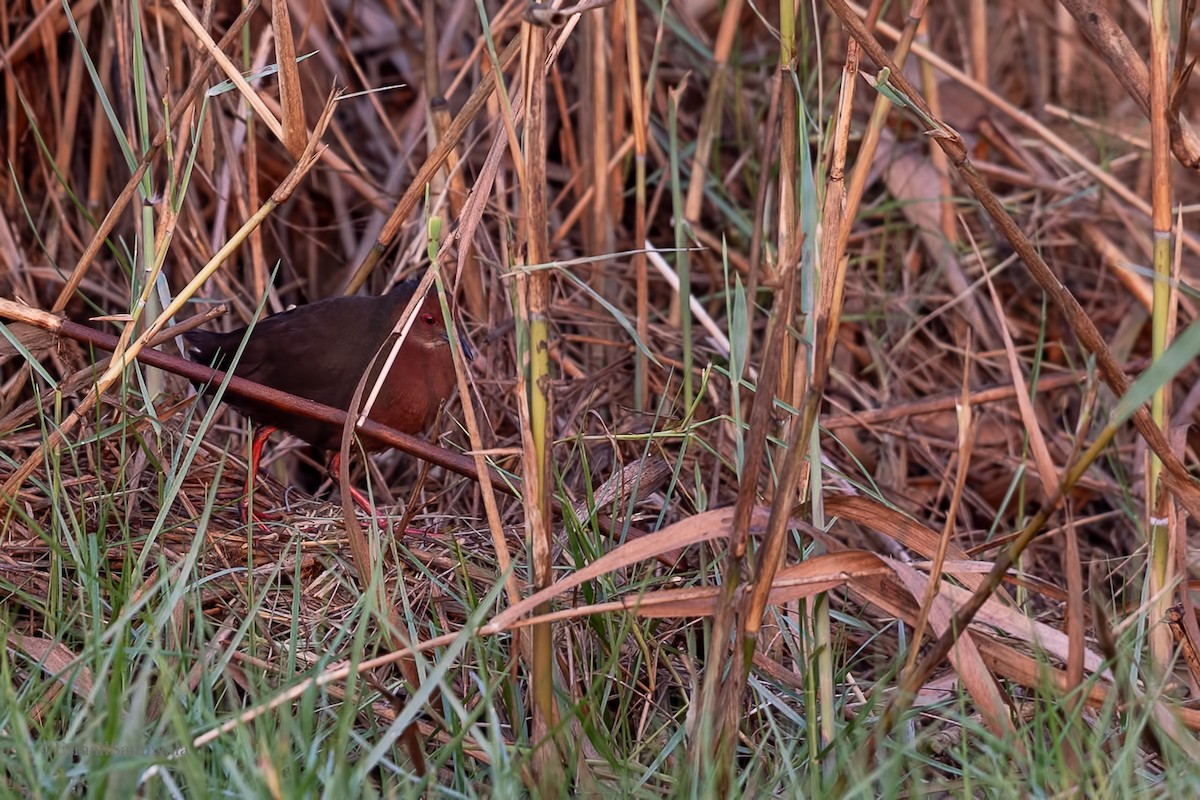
[[1146, 0, 1174, 673], [519, 17, 563, 794], [127, 0, 166, 399]]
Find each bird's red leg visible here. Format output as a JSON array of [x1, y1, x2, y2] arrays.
[[329, 453, 433, 537], [326, 455, 437, 539], [240, 425, 282, 527]]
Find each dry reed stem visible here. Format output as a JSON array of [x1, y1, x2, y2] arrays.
[[517, 11, 562, 790], [342, 37, 521, 294], [271, 0, 306, 158]]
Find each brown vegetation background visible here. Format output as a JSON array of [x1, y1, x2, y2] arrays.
[[4, 0, 1200, 789]]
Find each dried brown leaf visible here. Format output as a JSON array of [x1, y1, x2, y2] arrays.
[[6, 633, 92, 696]]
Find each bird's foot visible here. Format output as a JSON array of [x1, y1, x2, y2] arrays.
[[393, 525, 444, 542], [239, 496, 283, 534], [343, 486, 393, 531]]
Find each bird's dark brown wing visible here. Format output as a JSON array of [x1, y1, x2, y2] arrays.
[[185, 292, 406, 447]]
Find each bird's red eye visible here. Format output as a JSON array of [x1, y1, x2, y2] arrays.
[[422, 313, 437, 325]]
